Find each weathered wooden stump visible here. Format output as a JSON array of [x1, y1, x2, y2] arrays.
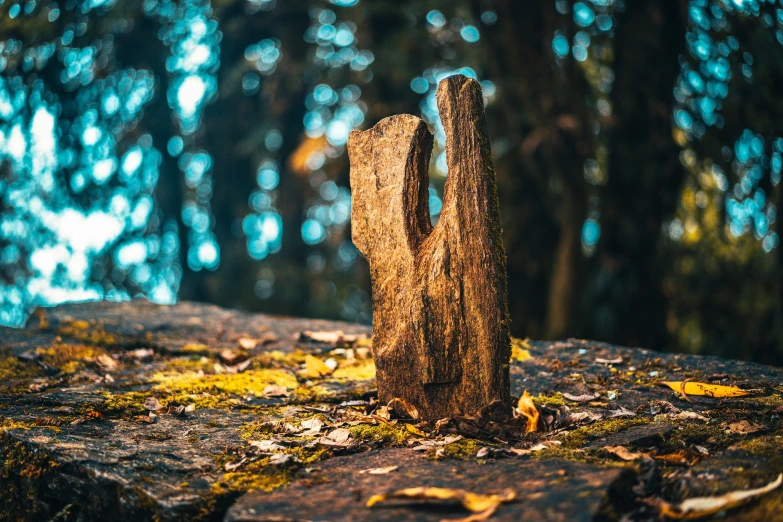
[[348, 74, 511, 420]]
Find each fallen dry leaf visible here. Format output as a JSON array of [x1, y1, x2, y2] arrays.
[[128, 348, 154, 359], [268, 454, 290, 466], [649, 473, 782, 519], [652, 449, 703, 466], [388, 397, 420, 420], [237, 337, 258, 350], [367, 486, 516, 522], [515, 390, 539, 433], [143, 397, 163, 411], [359, 465, 398, 475], [248, 440, 286, 452], [299, 418, 323, 436], [562, 392, 600, 402], [603, 445, 644, 461], [673, 411, 709, 422], [298, 330, 367, 345], [661, 381, 753, 398], [727, 420, 767, 434], [506, 441, 562, 457], [318, 428, 353, 447], [219, 349, 239, 363], [96, 354, 118, 370], [225, 359, 252, 374], [607, 406, 636, 418], [262, 384, 291, 398], [299, 354, 334, 379], [570, 411, 603, 423], [225, 458, 247, 471], [595, 356, 623, 364]]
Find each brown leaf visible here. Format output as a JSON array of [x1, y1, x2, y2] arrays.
[[652, 449, 703, 466], [727, 420, 767, 434], [318, 428, 353, 447], [595, 356, 623, 364], [96, 354, 118, 370], [237, 337, 258, 350], [144, 397, 164, 411], [219, 349, 239, 363], [603, 446, 644, 461], [225, 359, 252, 374], [298, 330, 367, 346], [225, 458, 247, 471], [562, 392, 600, 402], [359, 465, 398, 475], [262, 384, 291, 398], [387, 398, 420, 421]]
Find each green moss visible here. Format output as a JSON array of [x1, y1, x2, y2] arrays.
[[532, 393, 566, 407], [210, 457, 291, 494], [36, 343, 110, 373], [0, 418, 33, 432], [561, 417, 653, 449], [0, 438, 61, 521], [726, 432, 783, 461], [162, 356, 216, 373], [659, 420, 734, 454], [55, 319, 118, 347], [348, 422, 411, 445], [428, 438, 485, 460], [0, 350, 44, 393], [741, 394, 783, 409], [180, 344, 212, 355], [151, 368, 298, 395], [97, 391, 152, 417]]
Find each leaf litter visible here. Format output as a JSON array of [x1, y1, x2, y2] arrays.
[[367, 486, 516, 522]]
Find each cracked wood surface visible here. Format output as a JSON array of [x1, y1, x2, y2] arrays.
[[348, 74, 511, 420]]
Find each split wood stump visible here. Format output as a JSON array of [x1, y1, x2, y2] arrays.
[[348, 74, 511, 419]]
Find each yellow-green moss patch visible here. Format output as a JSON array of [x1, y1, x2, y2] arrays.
[[348, 422, 410, 445], [331, 359, 376, 381], [55, 319, 118, 347], [151, 368, 298, 396]]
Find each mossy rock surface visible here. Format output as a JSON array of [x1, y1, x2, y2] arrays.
[[1, 300, 782, 521]]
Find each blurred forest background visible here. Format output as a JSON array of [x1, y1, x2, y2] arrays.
[[1, 0, 783, 364]]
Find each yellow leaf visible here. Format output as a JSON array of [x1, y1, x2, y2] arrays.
[[510, 338, 532, 362], [299, 355, 333, 379], [516, 390, 539, 434], [288, 135, 327, 175], [661, 381, 753, 398], [367, 486, 516, 522], [652, 473, 782, 520]]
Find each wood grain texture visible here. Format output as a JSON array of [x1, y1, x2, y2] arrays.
[[348, 74, 511, 419]]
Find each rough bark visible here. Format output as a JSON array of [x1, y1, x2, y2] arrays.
[[348, 75, 511, 420]]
